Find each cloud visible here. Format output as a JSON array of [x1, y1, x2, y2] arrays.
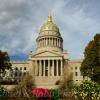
[[0, 0, 35, 55], [0, 0, 100, 60]]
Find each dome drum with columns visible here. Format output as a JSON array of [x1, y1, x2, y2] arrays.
[[36, 36, 63, 52]]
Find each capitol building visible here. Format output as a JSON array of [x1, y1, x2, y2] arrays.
[[6, 15, 83, 89]]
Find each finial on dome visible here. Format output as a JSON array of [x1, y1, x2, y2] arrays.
[[47, 14, 52, 22]]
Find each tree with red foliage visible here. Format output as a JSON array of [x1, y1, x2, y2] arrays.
[[81, 34, 100, 83]]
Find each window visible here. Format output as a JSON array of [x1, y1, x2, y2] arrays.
[[19, 72, 22, 76], [75, 66, 77, 70], [15, 72, 17, 77], [24, 67, 26, 70], [75, 72, 78, 76], [23, 72, 26, 76], [20, 67, 22, 70]]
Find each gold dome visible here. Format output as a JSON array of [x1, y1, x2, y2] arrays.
[[40, 15, 59, 33]]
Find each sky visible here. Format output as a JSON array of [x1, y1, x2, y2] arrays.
[[0, 0, 100, 61]]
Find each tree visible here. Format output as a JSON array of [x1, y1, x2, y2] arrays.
[[0, 50, 12, 78], [0, 85, 8, 97], [81, 34, 100, 83]]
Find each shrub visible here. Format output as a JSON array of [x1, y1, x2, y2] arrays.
[[9, 74, 35, 98], [0, 85, 8, 97], [50, 89, 60, 100], [72, 81, 100, 100]]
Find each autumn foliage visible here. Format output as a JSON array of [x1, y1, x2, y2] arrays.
[[81, 34, 100, 83]]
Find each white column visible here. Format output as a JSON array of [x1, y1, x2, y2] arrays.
[[41, 39, 42, 46], [37, 60, 39, 76], [49, 38, 51, 46], [52, 60, 54, 76], [50, 38, 52, 46], [51, 38, 53, 46], [43, 60, 45, 76], [58, 39, 60, 47], [34, 60, 36, 76], [58, 39, 59, 47], [59, 39, 61, 47], [39, 60, 41, 76], [54, 38, 55, 46], [40, 40, 41, 47], [45, 38, 46, 46], [42, 38, 44, 46], [47, 38, 49, 45], [57, 60, 58, 76], [49, 38, 50, 45], [35, 60, 38, 76], [41, 60, 43, 76], [48, 38, 50, 46], [53, 38, 54, 46], [28, 60, 33, 76], [44, 38, 46, 46], [46, 38, 48, 46], [61, 41, 63, 48], [55, 38, 56, 46], [42, 39, 43, 46], [39, 40, 40, 47], [33, 60, 35, 75], [38, 41, 39, 47], [57, 39, 58, 47], [56, 39, 57, 46], [43, 38, 44, 46], [48, 60, 50, 76], [61, 60, 63, 75]]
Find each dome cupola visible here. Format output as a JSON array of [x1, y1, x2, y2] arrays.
[[40, 16, 59, 32], [39, 15, 60, 36]]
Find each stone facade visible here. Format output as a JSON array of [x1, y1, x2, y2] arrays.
[[6, 15, 83, 89]]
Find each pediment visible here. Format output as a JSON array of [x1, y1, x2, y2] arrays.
[[31, 50, 63, 57]]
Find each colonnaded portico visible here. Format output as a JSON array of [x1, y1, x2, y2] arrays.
[[32, 59, 63, 76], [28, 15, 68, 89]]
